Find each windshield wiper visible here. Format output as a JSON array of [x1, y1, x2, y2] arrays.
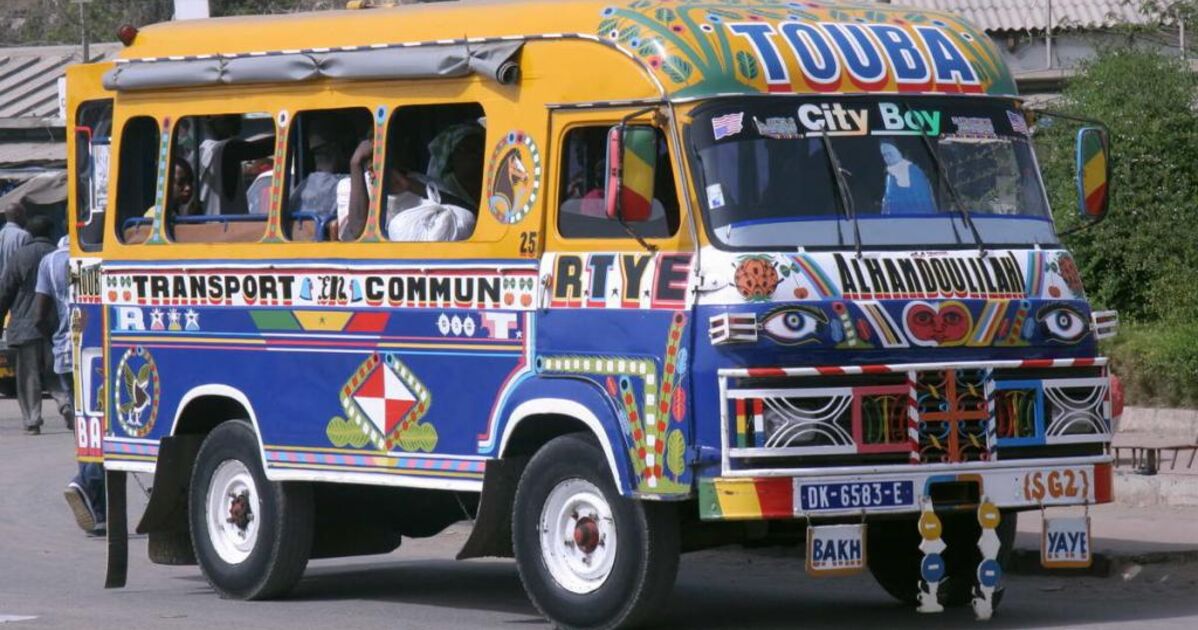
[[901, 101, 987, 256], [819, 134, 863, 257]]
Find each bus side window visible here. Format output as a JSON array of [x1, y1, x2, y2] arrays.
[[338, 102, 485, 243], [282, 107, 373, 242], [115, 116, 160, 245], [167, 113, 274, 243], [557, 126, 679, 239], [74, 99, 113, 251]]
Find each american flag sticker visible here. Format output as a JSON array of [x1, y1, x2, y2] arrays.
[[712, 112, 745, 140]]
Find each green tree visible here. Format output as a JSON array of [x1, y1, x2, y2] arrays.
[[1038, 47, 1198, 324]]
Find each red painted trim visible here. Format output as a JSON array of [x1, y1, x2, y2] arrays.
[[746, 367, 787, 378], [753, 478, 794, 518], [1093, 463, 1113, 504]]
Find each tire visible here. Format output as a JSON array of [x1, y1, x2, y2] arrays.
[[867, 510, 1017, 608], [189, 420, 313, 600], [513, 433, 679, 630], [0, 378, 15, 398]]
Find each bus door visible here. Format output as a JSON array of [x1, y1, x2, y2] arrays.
[[66, 63, 115, 464], [538, 108, 697, 495]]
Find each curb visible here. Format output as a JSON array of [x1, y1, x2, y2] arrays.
[[1114, 472, 1198, 508], [1009, 548, 1198, 578]]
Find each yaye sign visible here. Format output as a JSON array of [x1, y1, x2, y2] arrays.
[[1041, 516, 1092, 569]]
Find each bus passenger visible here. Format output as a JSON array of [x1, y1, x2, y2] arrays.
[[198, 115, 273, 215], [339, 124, 481, 242], [289, 125, 351, 217], [425, 123, 485, 210], [143, 157, 199, 218]]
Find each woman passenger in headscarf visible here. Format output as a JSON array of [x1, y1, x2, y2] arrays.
[[425, 123, 485, 209]]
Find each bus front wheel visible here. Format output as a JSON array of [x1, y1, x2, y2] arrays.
[[189, 420, 313, 600], [513, 433, 679, 630]]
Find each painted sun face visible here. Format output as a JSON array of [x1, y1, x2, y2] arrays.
[[904, 301, 973, 347]]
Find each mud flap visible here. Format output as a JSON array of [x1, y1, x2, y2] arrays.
[[456, 456, 526, 560], [972, 498, 1002, 620], [104, 470, 127, 589], [915, 496, 945, 613]]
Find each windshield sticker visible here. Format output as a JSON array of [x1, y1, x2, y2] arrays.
[[948, 118, 996, 139], [951, 116, 997, 138], [753, 115, 802, 139], [797, 103, 869, 136], [706, 183, 726, 210], [877, 102, 941, 136], [712, 112, 745, 140], [1007, 110, 1030, 136]]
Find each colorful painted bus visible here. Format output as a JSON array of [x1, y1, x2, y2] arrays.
[[65, 1, 1118, 628]]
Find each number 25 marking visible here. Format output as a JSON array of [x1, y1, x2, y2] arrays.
[[519, 231, 538, 257]]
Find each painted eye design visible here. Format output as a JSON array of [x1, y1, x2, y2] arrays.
[[1039, 305, 1087, 343], [760, 307, 826, 345]]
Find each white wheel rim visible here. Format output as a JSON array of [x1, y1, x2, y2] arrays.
[[538, 478, 617, 595], [205, 459, 261, 565]]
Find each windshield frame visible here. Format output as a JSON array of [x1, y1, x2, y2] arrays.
[[684, 94, 1060, 253]]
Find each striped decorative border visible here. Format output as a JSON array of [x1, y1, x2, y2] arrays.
[[721, 357, 1105, 379], [103, 441, 161, 457], [265, 447, 485, 478]]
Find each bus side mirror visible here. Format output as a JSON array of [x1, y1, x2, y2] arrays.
[[605, 125, 656, 223], [1075, 127, 1110, 222]]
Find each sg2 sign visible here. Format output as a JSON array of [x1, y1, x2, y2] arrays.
[[1024, 468, 1090, 503]]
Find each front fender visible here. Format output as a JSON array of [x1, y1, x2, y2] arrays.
[[493, 375, 638, 496]]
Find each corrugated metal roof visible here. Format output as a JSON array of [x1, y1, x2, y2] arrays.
[[0, 141, 65, 167], [0, 43, 120, 121], [887, 0, 1155, 32]]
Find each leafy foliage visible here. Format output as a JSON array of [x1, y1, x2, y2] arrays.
[[665, 429, 686, 480], [1037, 48, 1198, 325], [326, 416, 370, 448], [660, 55, 693, 83], [1103, 321, 1198, 407], [395, 422, 438, 453], [735, 50, 758, 80], [1034, 47, 1198, 408]]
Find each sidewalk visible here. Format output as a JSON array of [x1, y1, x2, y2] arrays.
[[1111, 405, 1198, 507], [1010, 502, 1198, 576]]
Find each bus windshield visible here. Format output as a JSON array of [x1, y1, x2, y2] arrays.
[[690, 96, 1057, 250]]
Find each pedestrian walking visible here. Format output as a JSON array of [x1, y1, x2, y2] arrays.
[[0, 216, 71, 435], [35, 235, 105, 534], [0, 200, 30, 275]]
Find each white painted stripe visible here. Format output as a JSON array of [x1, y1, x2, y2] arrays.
[[0, 615, 39, 624]]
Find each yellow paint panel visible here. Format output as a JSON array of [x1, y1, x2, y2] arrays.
[[292, 310, 354, 332], [713, 479, 763, 520]]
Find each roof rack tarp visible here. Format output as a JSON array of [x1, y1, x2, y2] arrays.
[[102, 40, 522, 91]]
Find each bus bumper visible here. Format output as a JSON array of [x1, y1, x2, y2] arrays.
[[697, 459, 1113, 521]]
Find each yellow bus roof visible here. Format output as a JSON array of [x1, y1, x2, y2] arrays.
[[119, 0, 1016, 100]]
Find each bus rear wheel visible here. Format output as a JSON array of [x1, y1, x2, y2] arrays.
[[189, 420, 313, 600], [867, 511, 1017, 609], [513, 433, 679, 630]]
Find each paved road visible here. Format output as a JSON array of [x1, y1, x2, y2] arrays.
[[2, 398, 1197, 629]]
